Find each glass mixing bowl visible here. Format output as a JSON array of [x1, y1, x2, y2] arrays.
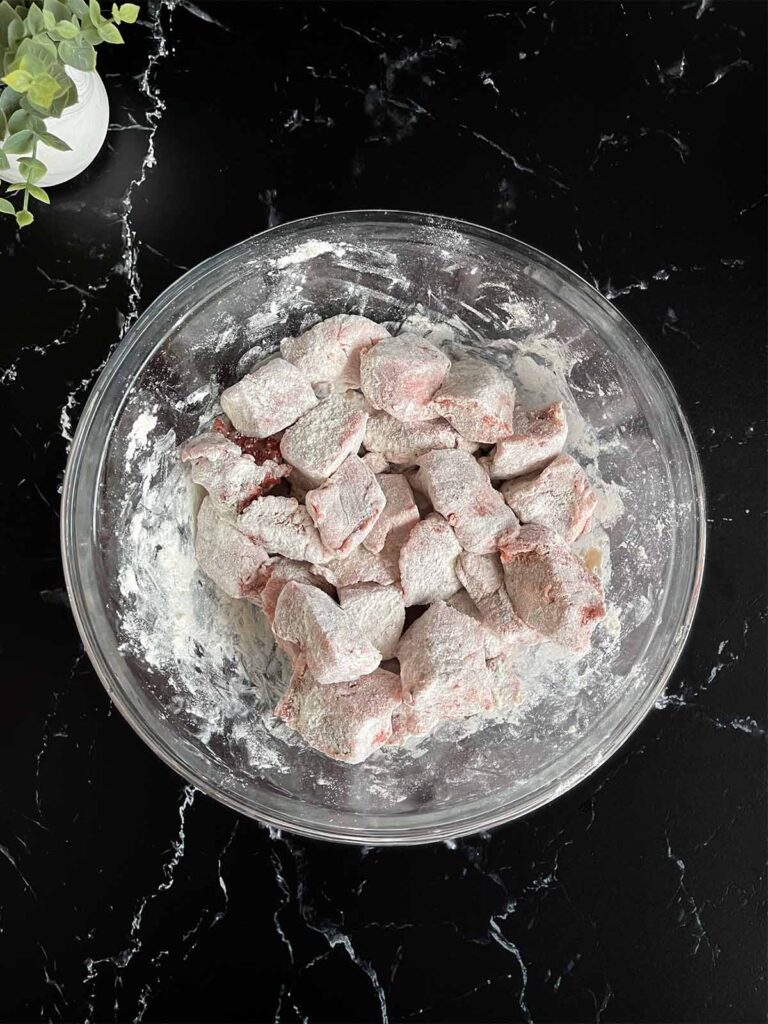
[[61, 211, 705, 845]]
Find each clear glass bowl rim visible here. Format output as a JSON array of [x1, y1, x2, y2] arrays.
[[60, 210, 707, 845]]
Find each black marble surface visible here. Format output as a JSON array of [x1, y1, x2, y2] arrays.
[[2, 2, 766, 1021]]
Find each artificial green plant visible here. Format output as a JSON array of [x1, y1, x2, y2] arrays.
[[0, 0, 139, 227]]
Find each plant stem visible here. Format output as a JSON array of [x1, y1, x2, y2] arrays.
[[23, 137, 37, 211]]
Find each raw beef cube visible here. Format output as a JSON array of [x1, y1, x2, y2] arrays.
[[363, 473, 420, 554], [431, 358, 516, 443], [415, 449, 519, 554], [272, 581, 381, 684], [179, 428, 240, 467], [386, 707, 410, 747], [180, 430, 248, 506], [305, 455, 385, 555], [485, 401, 568, 481], [501, 454, 597, 543], [337, 582, 405, 659], [212, 416, 284, 463], [280, 394, 368, 486], [313, 542, 401, 588], [485, 651, 523, 710], [180, 429, 290, 512], [456, 436, 482, 454], [195, 497, 268, 600], [397, 601, 495, 735], [238, 496, 332, 564], [364, 411, 461, 465], [220, 358, 317, 438], [361, 451, 390, 475], [281, 314, 391, 389], [445, 589, 506, 658], [414, 447, 491, 513], [499, 524, 605, 652], [445, 587, 481, 619], [399, 513, 462, 606], [275, 665, 402, 764], [288, 468, 314, 503], [453, 497, 518, 557], [258, 557, 335, 624], [360, 334, 450, 422], [455, 551, 541, 646], [404, 469, 433, 516], [341, 388, 375, 413]]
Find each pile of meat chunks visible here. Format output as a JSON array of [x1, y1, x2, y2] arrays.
[[180, 315, 605, 764]]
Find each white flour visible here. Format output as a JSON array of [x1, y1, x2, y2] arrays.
[[273, 239, 345, 269], [124, 410, 158, 467], [110, 232, 669, 809]]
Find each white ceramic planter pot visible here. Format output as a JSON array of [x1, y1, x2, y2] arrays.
[[0, 67, 109, 187]]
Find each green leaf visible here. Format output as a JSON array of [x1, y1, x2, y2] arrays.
[[27, 183, 50, 203], [44, 80, 76, 117], [111, 1, 120, 20], [7, 107, 30, 131], [5, 50, 50, 79], [39, 130, 71, 151], [24, 33, 58, 60], [54, 18, 78, 37], [81, 25, 100, 43], [17, 51, 50, 76], [19, 156, 47, 182], [0, 86, 21, 115], [27, 71, 64, 108], [7, 15, 25, 47], [42, 58, 73, 90], [16, 104, 48, 133], [0, 1, 22, 48], [5, 181, 26, 192], [0, 196, 15, 215], [0, 109, 5, 137], [2, 68, 33, 91], [58, 34, 96, 70], [68, 0, 91, 18], [3, 128, 34, 153], [43, 0, 73, 21], [97, 19, 122, 42], [21, 90, 49, 116], [0, 149, 9, 170], [42, 8, 56, 29], [89, 0, 103, 24], [118, 2, 138, 22], [16, 208, 34, 227], [26, 3, 45, 35]]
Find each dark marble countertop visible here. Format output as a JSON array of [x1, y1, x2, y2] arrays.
[[2, 2, 766, 1021]]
